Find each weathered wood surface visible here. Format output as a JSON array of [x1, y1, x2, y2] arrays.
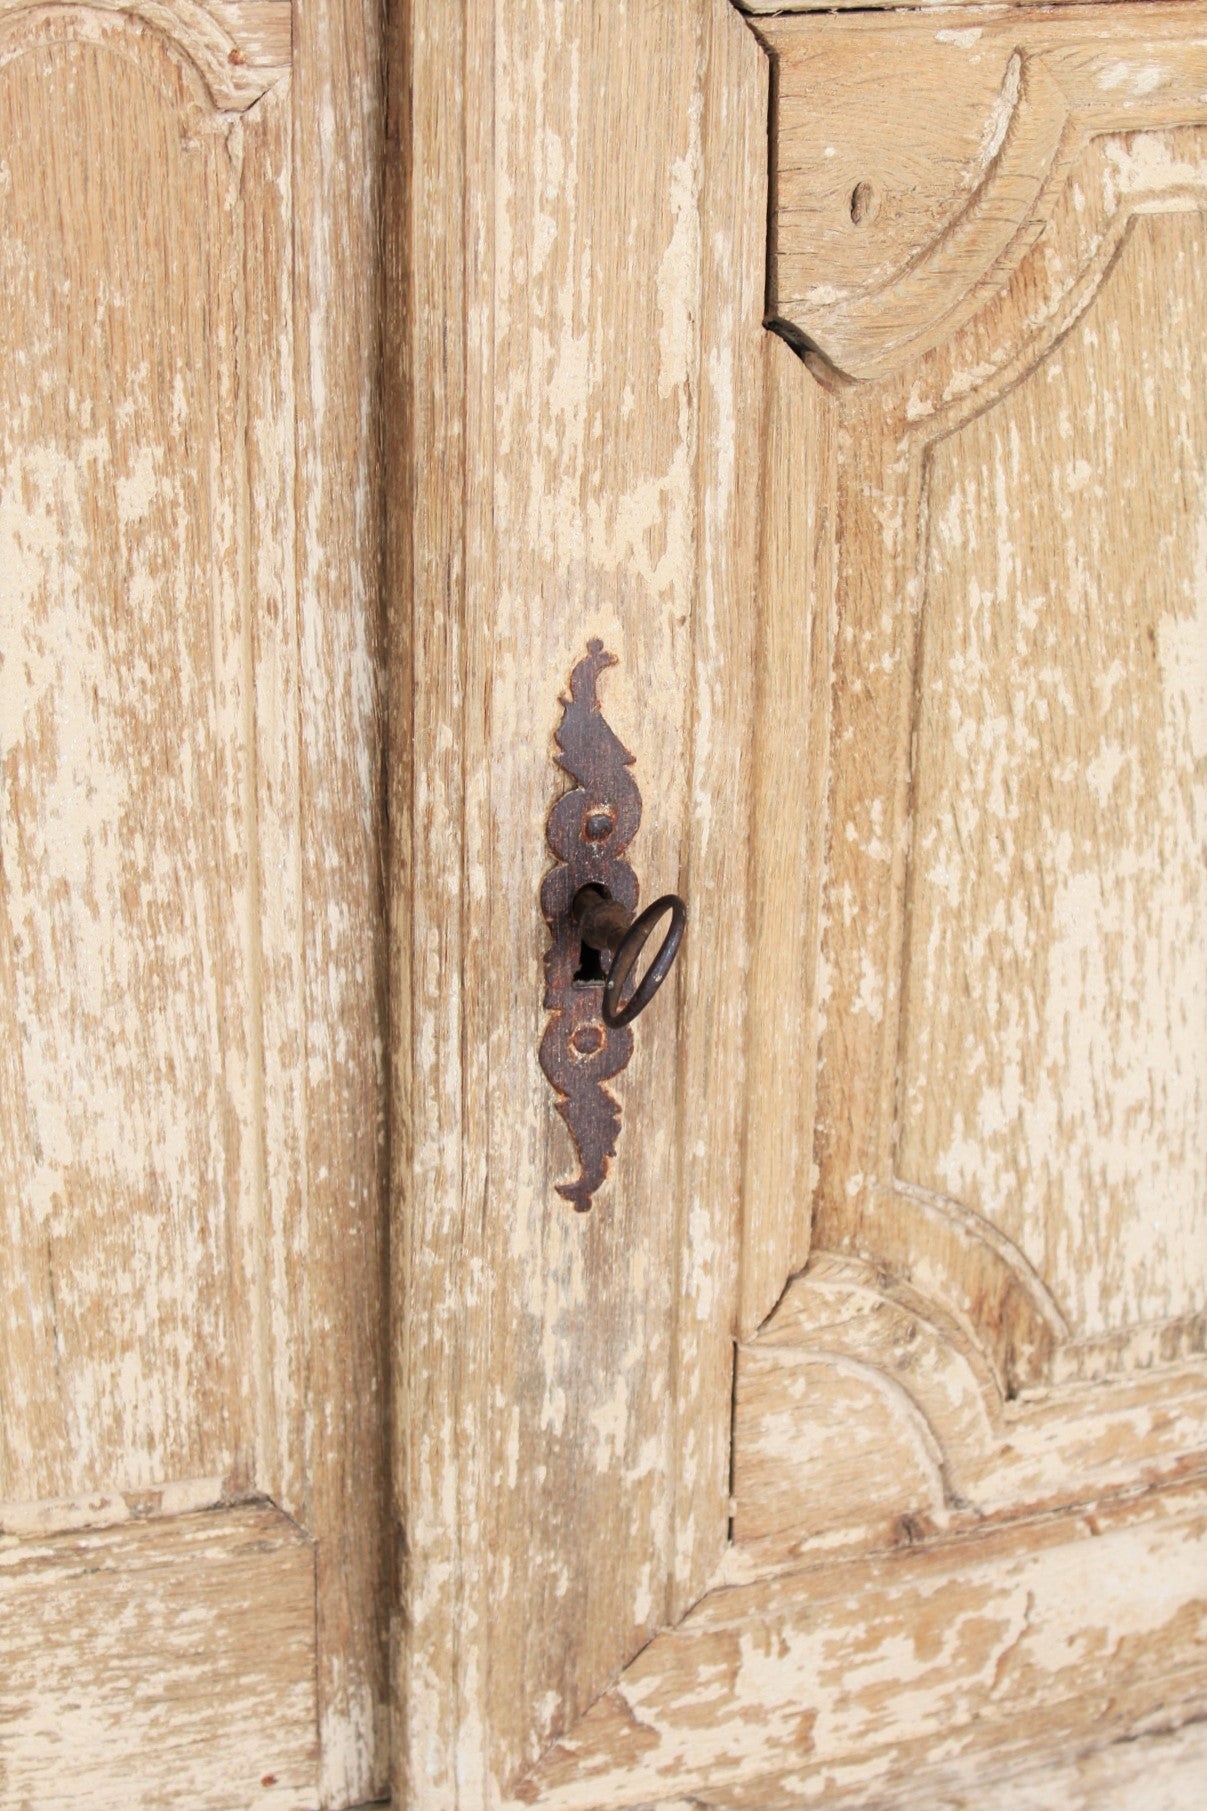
[[913, 1724, 1203, 1811], [1, 9, 260, 1509], [0, 0, 388, 1800], [764, 5, 1207, 381], [742, 0, 1141, 12], [900, 204, 1207, 1354], [292, 0, 390, 1791], [520, 1481, 1207, 1810], [0, 1505, 318, 1811], [759, 6, 1207, 1399], [388, 0, 772, 1799], [737, 335, 834, 1336], [883, 1721, 1207, 1811], [7, 1, 1206, 1806], [460, 5, 1207, 1806], [733, 1256, 1207, 1569], [609, 1720, 1207, 1811]]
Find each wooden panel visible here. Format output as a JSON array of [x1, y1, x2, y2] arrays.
[[899, 212, 1207, 1346], [762, 5, 1207, 382], [764, 11, 1207, 1397], [389, 0, 768, 1798], [519, 1482, 1207, 1810], [0, 4, 389, 1799], [0, 1505, 317, 1811], [0, 11, 265, 1507]]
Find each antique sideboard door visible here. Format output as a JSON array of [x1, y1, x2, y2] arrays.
[[4, 2, 1205, 1808], [0, 2, 388, 1806], [392, 3, 1207, 1807]]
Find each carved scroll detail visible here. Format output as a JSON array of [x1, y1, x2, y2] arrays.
[[0, 1, 290, 114], [539, 641, 641, 1212], [764, 8, 1207, 382]]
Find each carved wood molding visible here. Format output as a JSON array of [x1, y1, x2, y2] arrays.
[[762, 5, 1207, 382], [734, 1256, 1207, 1569], [517, 1474, 1207, 1810], [513, 1253, 1207, 1806], [809, 118, 1207, 1397], [0, 0, 289, 112]]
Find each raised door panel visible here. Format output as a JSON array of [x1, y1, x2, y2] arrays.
[[900, 211, 1207, 1366], [758, 4, 1207, 1406], [0, 4, 387, 1805], [0, 7, 275, 1509]]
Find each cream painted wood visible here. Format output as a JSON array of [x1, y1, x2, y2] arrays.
[[388, 2, 770, 1797], [523, 1483, 1207, 1809], [604, 1731, 1207, 1811], [4, 0, 1205, 1805], [0, 0, 388, 1802], [762, 3, 1207, 1399], [0, 1506, 317, 1810], [393, 2, 1207, 1807]]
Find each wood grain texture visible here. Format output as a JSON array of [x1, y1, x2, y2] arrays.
[[291, 0, 389, 1792], [335, 1722, 1207, 1811], [737, 335, 834, 1336], [0, 1504, 318, 1811], [743, 1, 1135, 11], [732, 1256, 1207, 1569], [763, 5, 1207, 381], [900, 210, 1207, 1347], [0, 2, 388, 1801], [519, 1481, 1207, 1810], [388, 0, 769, 1799], [0, 3, 270, 1515], [606, 1721, 1207, 1811], [770, 17, 1207, 1397], [871, 1720, 1207, 1811]]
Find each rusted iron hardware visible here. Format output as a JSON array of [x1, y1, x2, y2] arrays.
[[539, 640, 687, 1212]]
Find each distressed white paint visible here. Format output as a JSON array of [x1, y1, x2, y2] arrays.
[[1, 1506, 317, 1811], [521, 1487, 1207, 1810], [393, 2, 770, 1802], [900, 213, 1207, 1340], [0, 25, 256, 1504], [0, 5, 389, 1801]]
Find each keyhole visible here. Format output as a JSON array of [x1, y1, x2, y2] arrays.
[[572, 884, 609, 987]]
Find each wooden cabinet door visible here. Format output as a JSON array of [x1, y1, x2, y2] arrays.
[[0, 4, 387, 1806], [393, 3, 1207, 1807], [5, 2, 1206, 1807]]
